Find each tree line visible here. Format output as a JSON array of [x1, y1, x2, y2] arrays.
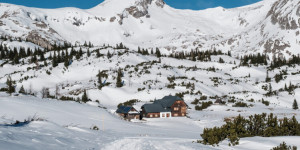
[[199, 113, 300, 146]]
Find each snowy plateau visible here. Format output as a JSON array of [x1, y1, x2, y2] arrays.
[[1, 0, 300, 149]]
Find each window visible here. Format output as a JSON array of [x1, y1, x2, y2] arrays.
[[150, 114, 153, 118], [182, 113, 185, 116], [174, 113, 178, 117], [162, 114, 165, 117], [155, 114, 158, 117], [174, 107, 179, 111]]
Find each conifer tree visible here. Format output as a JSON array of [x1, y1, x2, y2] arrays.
[[79, 48, 83, 57], [40, 53, 45, 61], [120, 42, 124, 49], [88, 41, 92, 48], [6, 75, 15, 95], [0, 48, 5, 59], [228, 51, 232, 57], [293, 99, 298, 110], [49, 52, 52, 60], [57, 51, 61, 63], [107, 51, 111, 59], [82, 90, 88, 103], [87, 49, 91, 57], [155, 47, 161, 58], [52, 51, 58, 67], [19, 85, 25, 94], [97, 70, 103, 90], [96, 49, 101, 58], [266, 71, 271, 82], [13, 54, 19, 64], [116, 68, 123, 88], [268, 83, 272, 95], [284, 83, 288, 91], [64, 58, 69, 68]]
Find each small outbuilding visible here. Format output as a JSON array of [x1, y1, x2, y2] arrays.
[[116, 106, 140, 120]]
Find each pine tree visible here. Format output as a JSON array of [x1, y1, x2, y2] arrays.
[[218, 57, 224, 63], [52, 51, 58, 67], [116, 68, 123, 88], [107, 51, 111, 59], [13, 54, 19, 64], [293, 99, 298, 110], [19, 85, 25, 94], [97, 70, 103, 90], [79, 48, 83, 57], [268, 83, 273, 95], [0, 47, 5, 59], [96, 49, 101, 58], [44, 60, 48, 67], [284, 83, 288, 91], [6, 75, 15, 95], [87, 49, 91, 57], [88, 41, 92, 48], [82, 90, 88, 103], [265, 71, 271, 82], [40, 53, 45, 61], [155, 47, 161, 58], [57, 51, 61, 63], [228, 51, 232, 57], [64, 58, 69, 68]]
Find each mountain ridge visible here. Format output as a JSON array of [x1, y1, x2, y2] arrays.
[[0, 0, 300, 58]]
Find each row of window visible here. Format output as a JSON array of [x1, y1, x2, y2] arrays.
[[149, 113, 185, 117]]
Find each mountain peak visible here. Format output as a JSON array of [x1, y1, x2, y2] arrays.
[[89, 0, 165, 19], [100, 0, 165, 8], [124, 0, 165, 18]]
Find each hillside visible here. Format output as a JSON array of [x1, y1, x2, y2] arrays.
[[1, 42, 300, 149]]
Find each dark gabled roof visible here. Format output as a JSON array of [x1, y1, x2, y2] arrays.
[[116, 106, 137, 114], [142, 104, 170, 113], [142, 96, 183, 113], [154, 96, 183, 108]]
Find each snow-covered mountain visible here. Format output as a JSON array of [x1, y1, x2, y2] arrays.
[[1, 0, 300, 57], [2, 1, 300, 149]]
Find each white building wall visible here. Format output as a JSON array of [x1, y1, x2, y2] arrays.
[[160, 112, 172, 118]]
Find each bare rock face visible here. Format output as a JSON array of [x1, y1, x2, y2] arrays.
[[110, 16, 116, 22], [267, 0, 299, 30], [0, 20, 5, 26], [264, 39, 290, 57], [33, 21, 48, 29], [26, 30, 53, 49], [155, 0, 165, 8], [124, 0, 165, 19], [113, 0, 165, 25]]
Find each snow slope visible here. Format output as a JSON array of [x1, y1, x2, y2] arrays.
[[1, 92, 300, 150], [1, 44, 300, 149]]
